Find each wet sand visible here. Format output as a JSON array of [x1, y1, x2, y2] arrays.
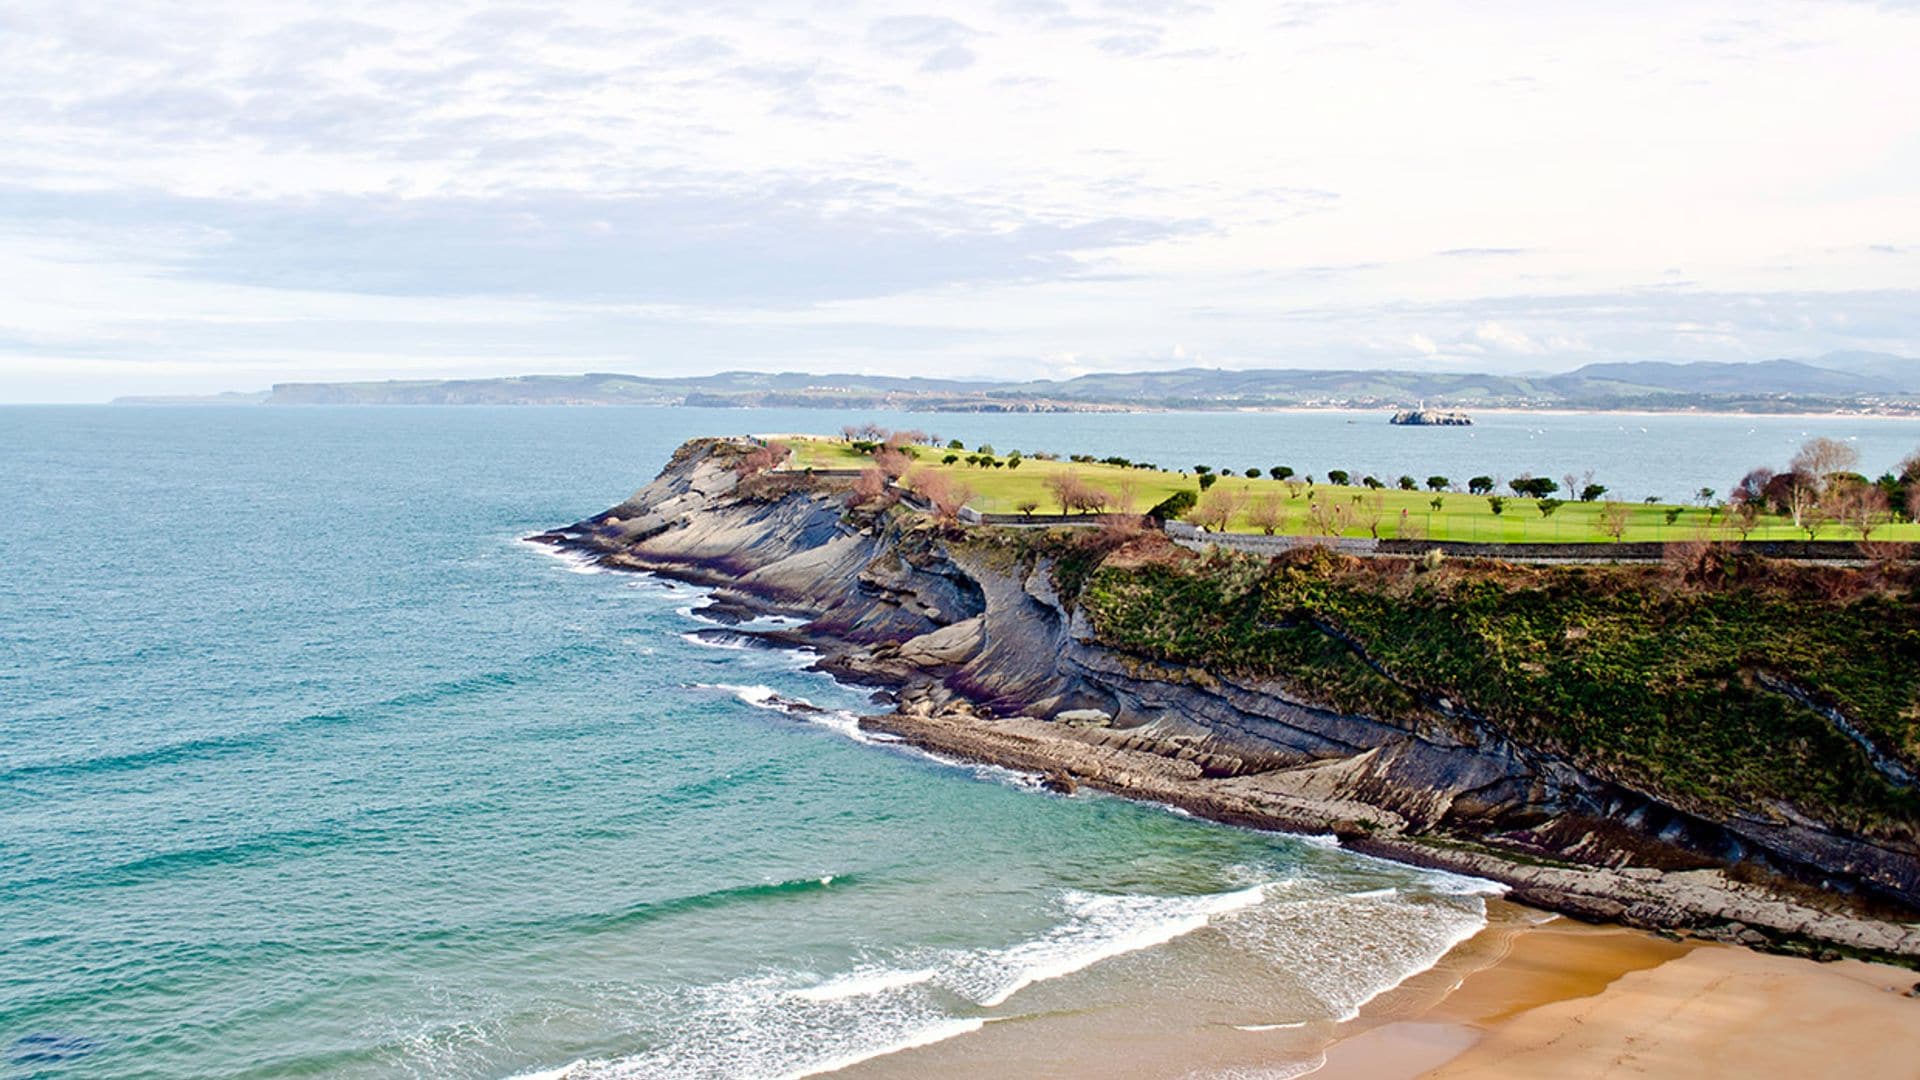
[[833, 902, 1920, 1079]]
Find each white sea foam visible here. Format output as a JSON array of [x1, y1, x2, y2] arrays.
[[954, 883, 1270, 1008], [694, 685, 888, 746], [778, 1018, 987, 1080], [522, 539, 610, 575], [1232, 1022, 1309, 1032], [789, 966, 939, 1002]]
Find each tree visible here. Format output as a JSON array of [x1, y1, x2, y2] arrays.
[[1537, 498, 1563, 518], [942, 453, 960, 465], [947, 438, 964, 450], [1426, 475, 1449, 492], [908, 469, 972, 522], [1190, 487, 1242, 532], [1598, 502, 1630, 541], [874, 447, 912, 480], [1193, 464, 1212, 475], [1509, 476, 1559, 499], [736, 440, 790, 475], [1270, 466, 1295, 481], [1397, 475, 1417, 491], [1786, 437, 1859, 532], [1728, 498, 1761, 539], [1071, 484, 1113, 515], [1327, 469, 1350, 486], [1147, 489, 1197, 521], [1044, 470, 1083, 515], [847, 467, 890, 508], [1487, 495, 1506, 516], [1430, 495, 1444, 511], [1247, 492, 1287, 535], [1468, 476, 1495, 495], [1362, 475, 1383, 490], [1113, 478, 1140, 516], [1837, 485, 1889, 541], [1696, 487, 1716, 506], [1579, 483, 1608, 503], [976, 444, 995, 456], [1358, 492, 1387, 538], [1308, 500, 1354, 536], [1732, 467, 1775, 511], [1198, 472, 1219, 491], [1017, 500, 1039, 518]]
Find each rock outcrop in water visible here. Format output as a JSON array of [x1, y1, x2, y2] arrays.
[[535, 438, 1920, 962]]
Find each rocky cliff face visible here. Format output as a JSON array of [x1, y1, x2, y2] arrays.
[[535, 438, 1920, 961]]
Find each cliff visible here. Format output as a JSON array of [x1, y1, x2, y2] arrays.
[[533, 437, 1920, 961]]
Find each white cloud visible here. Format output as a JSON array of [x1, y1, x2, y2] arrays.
[[1, 0, 1918, 399]]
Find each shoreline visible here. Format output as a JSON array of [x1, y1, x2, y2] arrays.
[[530, 537, 1920, 1077]]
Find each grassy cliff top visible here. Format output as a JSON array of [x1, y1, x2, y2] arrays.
[[782, 436, 1918, 544]]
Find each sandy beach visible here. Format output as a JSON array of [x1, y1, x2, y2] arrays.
[[836, 900, 1920, 1079], [1320, 912, 1920, 1080]]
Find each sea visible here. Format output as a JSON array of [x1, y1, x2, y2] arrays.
[[5, 405, 1918, 1079]]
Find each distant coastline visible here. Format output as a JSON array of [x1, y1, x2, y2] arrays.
[[107, 355, 1920, 417]]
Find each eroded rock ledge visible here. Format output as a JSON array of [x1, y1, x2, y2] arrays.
[[533, 437, 1920, 963]]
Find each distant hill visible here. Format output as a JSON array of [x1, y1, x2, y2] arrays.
[[111, 354, 1920, 413], [1547, 359, 1887, 396], [1800, 351, 1920, 392]]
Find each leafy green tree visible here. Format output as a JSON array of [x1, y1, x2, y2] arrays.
[[1270, 466, 1294, 481], [1327, 469, 1350, 486], [947, 438, 964, 450], [1427, 475, 1449, 492], [1468, 476, 1494, 495], [1246, 467, 1262, 477], [1198, 473, 1219, 491], [1487, 495, 1506, 516], [1147, 489, 1198, 520], [1362, 475, 1383, 489], [1194, 464, 1212, 475], [942, 454, 959, 465], [1537, 498, 1563, 517], [1580, 483, 1608, 502], [1397, 475, 1417, 491]]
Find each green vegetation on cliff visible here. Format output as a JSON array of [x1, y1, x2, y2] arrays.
[[1067, 541, 1920, 835]]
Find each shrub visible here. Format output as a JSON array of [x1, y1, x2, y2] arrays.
[[942, 453, 960, 465], [1537, 498, 1563, 518], [1148, 489, 1198, 520], [1487, 495, 1506, 516], [1247, 492, 1287, 535], [1198, 473, 1219, 491], [1429, 496, 1444, 511], [1017, 500, 1040, 518], [1190, 487, 1242, 532]]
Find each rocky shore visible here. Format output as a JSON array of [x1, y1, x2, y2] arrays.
[[531, 437, 1920, 963]]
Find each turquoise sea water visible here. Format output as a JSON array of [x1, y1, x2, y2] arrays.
[[4, 406, 1916, 1079]]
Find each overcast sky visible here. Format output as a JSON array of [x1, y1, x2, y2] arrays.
[[3, 0, 1917, 401]]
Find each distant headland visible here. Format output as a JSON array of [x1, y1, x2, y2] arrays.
[[110, 353, 1920, 417]]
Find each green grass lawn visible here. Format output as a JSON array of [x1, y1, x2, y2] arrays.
[[781, 436, 1920, 544]]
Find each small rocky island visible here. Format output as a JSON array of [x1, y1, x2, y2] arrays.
[[1391, 408, 1473, 426]]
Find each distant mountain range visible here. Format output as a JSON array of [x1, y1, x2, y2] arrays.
[[115, 352, 1920, 413]]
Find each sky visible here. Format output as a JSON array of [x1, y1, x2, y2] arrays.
[[2, 0, 1918, 401]]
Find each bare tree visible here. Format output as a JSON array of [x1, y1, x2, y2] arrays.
[[1044, 470, 1081, 515], [1190, 486, 1242, 532], [1113, 478, 1140, 517], [908, 469, 973, 522], [874, 447, 912, 480], [1308, 500, 1354, 537], [847, 467, 891, 508], [1598, 501, 1631, 542], [1016, 500, 1039, 518], [1785, 437, 1859, 532], [1072, 484, 1113, 515], [1837, 484, 1889, 541], [1247, 492, 1287, 535], [1357, 492, 1387, 539], [735, 440, 790, 475]]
